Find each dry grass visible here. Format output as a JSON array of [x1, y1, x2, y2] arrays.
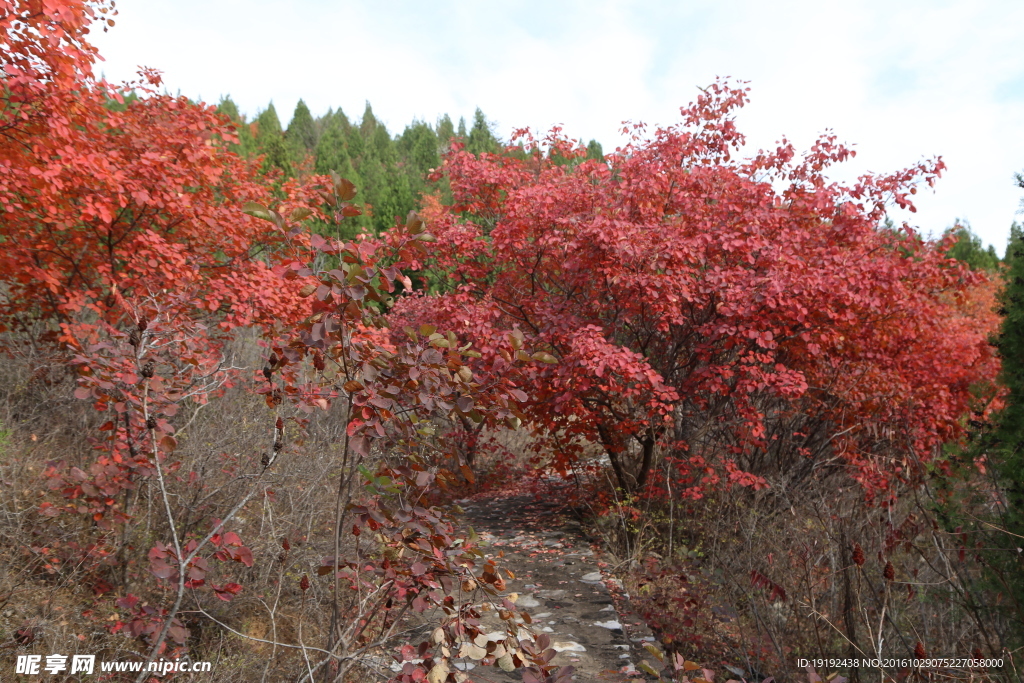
[[0, 330, 422, 681]]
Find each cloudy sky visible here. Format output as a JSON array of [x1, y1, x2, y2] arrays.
[[91, 0, 1024, 253]]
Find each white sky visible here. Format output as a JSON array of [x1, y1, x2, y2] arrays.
[[91, 0, 1024, 253]]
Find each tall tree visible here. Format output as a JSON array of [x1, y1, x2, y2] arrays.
[[466, 107, 501, 156], [215, 95, 256, 156], [314, 110, 367, 235], [436, 114, 456, 154], [988, 214, 1024, 642], [398, 120, 441, 198], [361, 122, 414, 233], [286, 98, 318, 157], [945, 222, 1000, 271], [254, 102, 292, 176], [396, 81, 999, 497]]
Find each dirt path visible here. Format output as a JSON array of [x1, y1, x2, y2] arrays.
[[455, 486, 658, 682]]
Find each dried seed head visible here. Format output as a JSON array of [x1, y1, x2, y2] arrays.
[[140, 361, 154, 379], [914, 642, 927, 658], [299, 574, 310, 592], [281, 537, 290, 551], [145, 416, 157, 430], [262, 365, 273, 381], [261, 453, 270, 468], [883, 560, 895, 582], [137, 317, 148, 332], [852, 543, 865, 567], [276, 417, 284, 430], [129, 328, 141, 348], [273, 436, 284, 452]]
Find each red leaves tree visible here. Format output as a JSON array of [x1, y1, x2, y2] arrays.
[[3, 6, 575, 680], [1, 0, 317, 341], [400, 82, 1000, 499]]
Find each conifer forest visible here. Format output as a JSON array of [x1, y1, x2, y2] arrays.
[[1, 2, 1023, 682]]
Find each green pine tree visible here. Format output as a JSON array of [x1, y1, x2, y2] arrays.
[[254, 102, 292, 177], [216, 96, 256, 156], [466, 107, 501, 156], [398, 120, 441, 199], [286, 99, 318, 158], [436, 114, 456, 154], [362, 122, 414, 233], [586, 139, 604, 161], [314, 109, 367, 235], [945, 222, 1001, 271], [985, 207, 1024, 645]]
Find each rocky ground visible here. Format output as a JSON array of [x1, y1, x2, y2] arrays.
[[452, 485, 661, 682]]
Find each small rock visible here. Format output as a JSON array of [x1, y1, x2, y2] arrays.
[[552, 641, 586, 652], [515, 594, 541, 608], [581, 572, 603, 582], [593, 620, 622, 630], [538, 589, 567, 600]]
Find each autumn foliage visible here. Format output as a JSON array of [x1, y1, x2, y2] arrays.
[[401, 84, 1000, 500], [0, 2, 574, 680], [0, 0, 1013, 680]]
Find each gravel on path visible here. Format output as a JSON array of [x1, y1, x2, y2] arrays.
[[454, 487, 660, 682]]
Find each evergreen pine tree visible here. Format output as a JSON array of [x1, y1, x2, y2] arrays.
[[456, 116, 467, 140], [215, 96, 254, 156], [988, 209, 1024, 645], [256, 102, 282, 136], [586, 139, 604, 161], [945, 222, 1001, 271], [286, 99, 318, 156], [436, 114, 456, 154], [466, 107, 501, 156], [398, 121, 441, 175], [314, 109, 367, 234], [361, 122, 414, 233], [254, 102, 292, 177], [216, 96, 242, 123], [398, 120, 441, 199], [360, 102, 378, 138]]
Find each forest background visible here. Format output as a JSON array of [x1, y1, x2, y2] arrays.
[[2, 2, 1024, 683]]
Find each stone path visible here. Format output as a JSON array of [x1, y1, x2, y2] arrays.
[[454, 486, 659, 682]]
